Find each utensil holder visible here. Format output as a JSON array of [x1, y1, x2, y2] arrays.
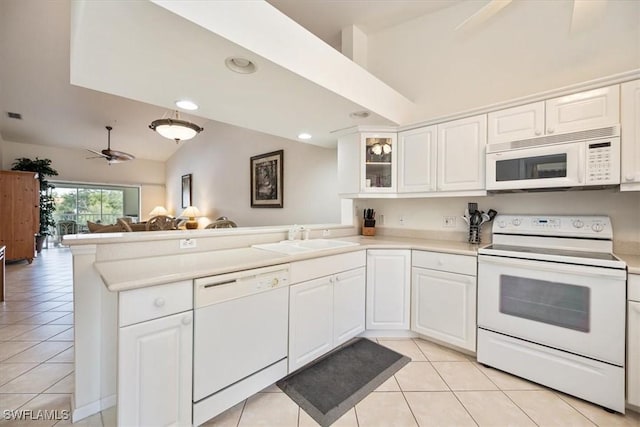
[[362, 226, 376, 236], [468, 224, 482, 244]]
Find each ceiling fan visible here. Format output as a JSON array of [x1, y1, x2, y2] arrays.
[[87, 126, 135, 164], [456, 0, 607, 33]]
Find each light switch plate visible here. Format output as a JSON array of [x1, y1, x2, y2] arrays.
[[180, 238, 197, 249]]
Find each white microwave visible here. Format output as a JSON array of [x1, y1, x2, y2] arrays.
[[486, 127, 620, 191]]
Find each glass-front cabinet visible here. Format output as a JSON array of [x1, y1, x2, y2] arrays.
[[361, 132, 397, 192]]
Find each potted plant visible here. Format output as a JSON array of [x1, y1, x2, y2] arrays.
[[11, 157, 59, 252]]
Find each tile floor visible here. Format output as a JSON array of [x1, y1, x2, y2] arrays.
[[1, 248, 639, 426]]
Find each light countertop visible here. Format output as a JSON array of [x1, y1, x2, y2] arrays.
[[94, 236, 480, 292], [617, 253, 640, 275]]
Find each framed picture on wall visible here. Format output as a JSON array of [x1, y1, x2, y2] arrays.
[[181, 174, 192, 208], [250, 150, 283, 208]]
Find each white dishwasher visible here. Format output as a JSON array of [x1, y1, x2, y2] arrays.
[[193, 264, 290, 426]]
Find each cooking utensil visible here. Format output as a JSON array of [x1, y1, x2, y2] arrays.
[[487, 209, 498, 221]]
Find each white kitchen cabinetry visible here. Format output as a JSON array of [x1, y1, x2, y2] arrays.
[[628, 274, 640, 408], [436, 114, 487, 192], [366, 249, 411, 330], [397, 126, 437, 193], [545, 85, 619, 135], [411, 251, 477, 352], [621, 80, 640, 191], [488, 85, 620, 145], [288, 252, 366, 372], [118, 281, 193, 427]]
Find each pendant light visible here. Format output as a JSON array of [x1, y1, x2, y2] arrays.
[[149, 110, 203, 143]]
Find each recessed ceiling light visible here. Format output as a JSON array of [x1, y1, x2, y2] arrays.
[[298, 133, 312, 140], [175, 100, 198, 111], [349, 110, 370, 119], [225, 57, 257, 74]]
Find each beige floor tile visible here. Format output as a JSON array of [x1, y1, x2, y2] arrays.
[[50, 295, 73, 302], [505, 390, 595, 426], [46, 348, 74, 363], [0, 324, 40, 340], [100, 405, 116, 427], [404, 391, 477, 427], [0, 363, 38, 386], [0, 301, 40, 312], [202, 401, 245, 426], [394, 362, 449, 392], [46, 314, 73, 326], [455, 391, 536, 427], [238, 392, 298, 427], [19, 312, 68, 325], [378, 339, 427, 362], [298, 407, 358, 427], [0, 341, 39, 362], [355, 392, 418, 427], [22, 301, 68, 312], [0, 311, 39, 325], [473, 363, 542, 391], [374, 376, 401, 392], [0, 393, 37, 412], [47, 328, 73, 342], [48, 303, 73, 313], [12, 325, 72, 342], [3, 341, 72, 363], [54, 411, 102, 426], [43, 373, 73, 394], [259, 383, 283, 393], [555, 392, 640, 426], [0, 363, 73, 393], [414, 339, 470, 362], [3, 393, 72, 427], [432, 362, 498, 391]]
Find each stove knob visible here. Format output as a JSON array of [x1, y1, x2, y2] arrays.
[[511, 218, 521, 226], [573, 220, 584, 229], [497, 220, 507, 228], [591, 223, 604, 232]]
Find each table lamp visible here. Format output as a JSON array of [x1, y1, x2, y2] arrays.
[[180, 206, 201, 229], [149, 206, 169, 217]]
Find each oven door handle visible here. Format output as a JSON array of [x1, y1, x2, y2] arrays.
[[478, 255, 625, 279]]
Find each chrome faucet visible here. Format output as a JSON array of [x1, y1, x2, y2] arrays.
[[288, 224, 302, 240]]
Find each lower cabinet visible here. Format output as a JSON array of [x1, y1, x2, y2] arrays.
[[366, 249, 411, 330], [289, 267, 365, 372], [118, 311, 193, 427], [628, 274, 640, 407]]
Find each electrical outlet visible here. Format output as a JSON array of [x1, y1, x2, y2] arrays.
[[180, 238, 197, 249], [322, 229, 331, 237], [379, 214, 385, 225], [399, 216, 405, 226], [443, 216, 457, 228]]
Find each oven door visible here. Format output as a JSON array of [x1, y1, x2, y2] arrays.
[[486, 142, 582, 190], [478, 254, 625, 365]]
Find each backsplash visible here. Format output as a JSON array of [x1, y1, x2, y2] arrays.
[[355, 188, 640, 252]]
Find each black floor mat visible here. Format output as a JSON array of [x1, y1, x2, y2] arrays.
[[277, 338, 410, 427]]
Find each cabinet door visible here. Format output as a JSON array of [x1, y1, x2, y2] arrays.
[[545, 85, 620, 135], [412, 267, 476, 352], [118, 311, 193, 427], [621, 80, 640, 190], [488, 102, 544, 144], [366, 250, 411, 330], [333, 267, 366, 346], [289, 276, 334, 372], [0, 171, 38, 262], [628, 301, 640, 407], [362, 132, 397, 192], [337, 132, 361, 194], [437, 115, 487, 192], [397, 126, 437, 193]]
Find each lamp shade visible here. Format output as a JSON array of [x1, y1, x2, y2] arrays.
[[149, 116, 203, 142], [180, 206, 202, 219], [149, 206, 169, 216]]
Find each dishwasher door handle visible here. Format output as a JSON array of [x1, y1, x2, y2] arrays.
[[203, 280, 237, 289]]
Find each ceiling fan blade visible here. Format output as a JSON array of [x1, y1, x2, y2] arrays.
[[103, 149, 135, 161], [456, 0, 513, 32], [571, 0, 607, 33], [86, 149, 108, 158]]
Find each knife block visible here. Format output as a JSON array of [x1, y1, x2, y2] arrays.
[[362, 226, 376, 236]]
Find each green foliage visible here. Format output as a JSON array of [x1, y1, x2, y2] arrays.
[[11, 157, 59, 236]]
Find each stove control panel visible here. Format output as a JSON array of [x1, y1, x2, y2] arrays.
[[492, 215, 613, 239]]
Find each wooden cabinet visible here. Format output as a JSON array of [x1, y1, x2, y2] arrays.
[[628, 274, 640, 408], [118, 310, 193, 427], [488, 102, 545, 144], [437, 114, 487, 192], [397, 126, 437, 193], [366, 249, 411, 330], [545, 85, 619, 135], [621, 80, 640, 191], [0, 171, 39, 263], [411, 251, 477, 352]]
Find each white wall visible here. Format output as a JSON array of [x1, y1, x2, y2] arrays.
[[165, 120, 341, 227], [1, 140, 166, 219], [357, 189, 640, 244], [367, 0, 640, 121]]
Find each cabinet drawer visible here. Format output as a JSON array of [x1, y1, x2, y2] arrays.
[[290, 250, 366, 284], [412, 250, 476, 276], [119, 280, 193, 327], [629, 274, 640, 302]]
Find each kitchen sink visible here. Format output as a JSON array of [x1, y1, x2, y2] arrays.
[[252, 239, 359, 254]]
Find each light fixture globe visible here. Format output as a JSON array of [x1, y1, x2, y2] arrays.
[[149, 117, 203, 142]]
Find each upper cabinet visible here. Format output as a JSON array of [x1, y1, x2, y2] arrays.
[[397, 126, 437, 193], [436, 114, 487, 192], [621, 80, 640, 191], [488, 85, 620, 145]]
